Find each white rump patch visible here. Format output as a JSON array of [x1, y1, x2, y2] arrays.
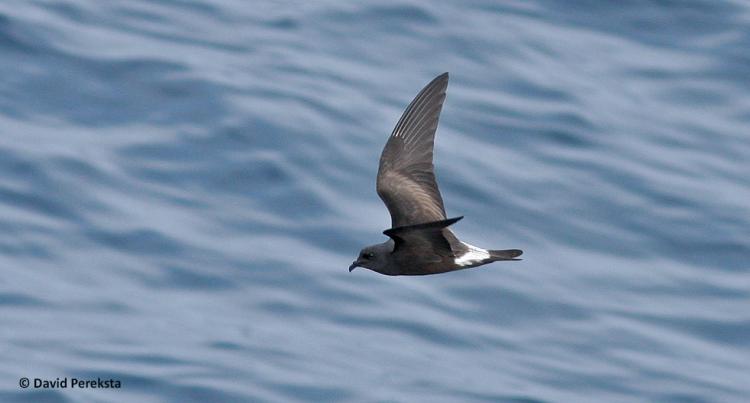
[[454, 243, 490, 266]]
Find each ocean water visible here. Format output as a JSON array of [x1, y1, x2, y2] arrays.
[[1, 0, 749, 402]]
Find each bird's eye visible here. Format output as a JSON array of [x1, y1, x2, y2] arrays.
[[363, 252, 374, 259]]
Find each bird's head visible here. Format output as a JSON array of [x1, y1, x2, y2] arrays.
[[349, 242, 391, 273]]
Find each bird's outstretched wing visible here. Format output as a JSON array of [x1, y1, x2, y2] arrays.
[[377, 73, 449, 228]]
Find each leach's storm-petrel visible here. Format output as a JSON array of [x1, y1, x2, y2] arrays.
[[349, 73, 523, 275]]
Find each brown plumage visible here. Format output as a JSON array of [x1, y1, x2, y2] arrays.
[[350, 73, 522, 276]]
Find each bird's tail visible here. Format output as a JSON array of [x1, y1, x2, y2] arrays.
[[489, 249, 523, 261]]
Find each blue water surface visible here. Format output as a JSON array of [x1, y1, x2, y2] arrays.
[[1, 1, 749, 402]]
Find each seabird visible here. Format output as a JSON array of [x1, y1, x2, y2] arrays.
[[349, 72, 523, 276]]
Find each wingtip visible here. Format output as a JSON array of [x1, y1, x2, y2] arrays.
[[425, 72, 449, 86], [443, 215, 463, 226], [383, 216, 464, 237]]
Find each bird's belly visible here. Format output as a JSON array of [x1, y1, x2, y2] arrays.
[[394, 255, 461, 275]]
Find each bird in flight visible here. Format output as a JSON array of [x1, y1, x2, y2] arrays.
[[349, 72, 522, 275]]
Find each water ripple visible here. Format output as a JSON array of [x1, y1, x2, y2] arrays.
[[1, 0, 748, 402]]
